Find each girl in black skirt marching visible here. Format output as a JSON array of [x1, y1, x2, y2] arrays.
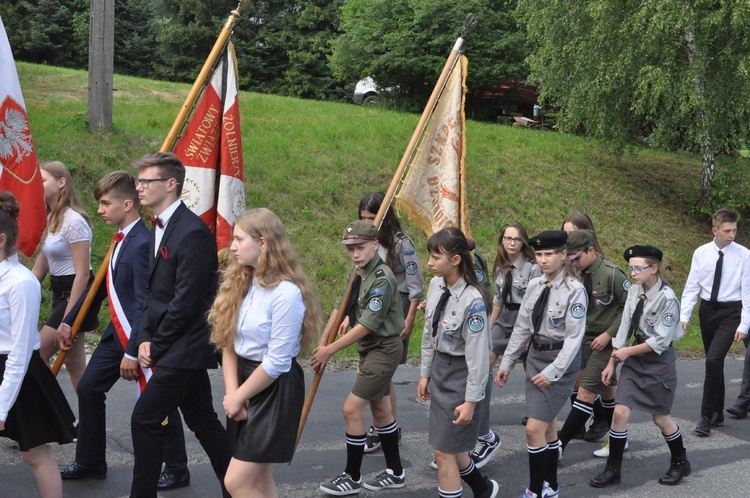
[[0, 192, 77, 498], [419, 227, 499, 498], [590, 245, 690, 488], [208, 208, 320, 497]]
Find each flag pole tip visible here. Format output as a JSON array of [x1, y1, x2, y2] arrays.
[[461, 14, 478, 38]]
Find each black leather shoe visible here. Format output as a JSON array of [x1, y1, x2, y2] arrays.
[[157, 469, 190, 490], [711, 412, 724, 427], [59, 462, 107, 480], [658, 453, 691, 485], [590, 463, 621, 487], [572, 425, 586, 440], [694, 416, 711, 436], [727, 405, 748, 419], [584, 419, 609, 442]]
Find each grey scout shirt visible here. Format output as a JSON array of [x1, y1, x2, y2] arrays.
[[390, 232, 425, 301], [355, 256, 404, 339], [499, 271, 587, 382], [612, 277, 681, 355], [421, 276, 490, 402], [493, 255, 542, 309], [581, 255, 629, 338]]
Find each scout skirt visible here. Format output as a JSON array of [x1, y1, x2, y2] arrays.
[[491, 306, 520, 356], [0, 351, 77, 451], [227, 357, 304, 463], [525, 346, 581, 423], [428, 352, 480, 453], [616, 345, 677, 415]]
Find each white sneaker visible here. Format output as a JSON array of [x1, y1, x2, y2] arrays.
[[429, 459, 438, 470], [542, 480, 559, 498], [517, 489, 537, 498], [593, 440, 629, 458]]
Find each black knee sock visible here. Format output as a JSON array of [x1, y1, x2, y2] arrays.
[[663, 427, 685, 458], [593, 395, 607, 422], [344, 433, 366, 481], [559, 399, 594, 449], [528, 444, 548, 496], [459, 460, 487, 496], [545, 440, 560, 490], [601, 398, 616, 427], [607, 429, 627, 466], [377, 421, 403, 475]]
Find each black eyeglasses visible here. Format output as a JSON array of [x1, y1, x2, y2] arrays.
[[503, 236, 523, 245], [135, 178, 169, 189]]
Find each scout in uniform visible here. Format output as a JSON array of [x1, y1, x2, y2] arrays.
[[557, 230, 629, 459], [418, 227, 499, 498], [496, 231, 587, 498], [312, 221, 406, 495], [590, 245, 690, 488]]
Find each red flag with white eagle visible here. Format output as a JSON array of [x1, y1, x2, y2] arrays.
[[0, 16, 46, 256], [172, 42, 244, 251]]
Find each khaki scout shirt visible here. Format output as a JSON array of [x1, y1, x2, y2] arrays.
[[420, 276, 491, 402], [499, 271, 587, 382], [355, 256, 404, 338], [581, 255, 629, 338]]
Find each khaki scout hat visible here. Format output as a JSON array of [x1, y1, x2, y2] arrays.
[[566, 229, 595, 255], [342, 220, 379, 245]]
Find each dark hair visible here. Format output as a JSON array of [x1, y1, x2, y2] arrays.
[[562, 211, 604, 256], [493, 222, 535, 279], [95, 170, 140, 206], [0, 191, 20, 253], [131, 152, 185, 196], [427, 227, 490, 308], [358, 191, 403, 268], [713, 208, 739, 226]]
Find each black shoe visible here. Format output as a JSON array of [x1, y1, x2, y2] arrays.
[[658, 453, 691, 485], [521, 416, 529, 425], [157, 469, 190, 490], [727, 405, 748, 419], [584, 419, 609, 442], [590, 463, 621, 487], [59, 462, 107, 480], [710, 412, 724, 427], [694, 416, 711, 436], [572, 425, 586, 440]]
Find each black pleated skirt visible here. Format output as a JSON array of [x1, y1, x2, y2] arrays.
[[227, 357, 304, 463], [0, 350, 77, 451]]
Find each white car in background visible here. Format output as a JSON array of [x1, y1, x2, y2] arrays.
[[352, 77, 379, 105]]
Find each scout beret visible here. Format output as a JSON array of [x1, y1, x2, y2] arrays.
[[623, 245, 663, 262], [530, 230, 568, 250], [566, 229, 595, 253], [342, 220, 379, 245]]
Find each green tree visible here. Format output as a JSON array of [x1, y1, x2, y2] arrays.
[[518, 0, 750, 200], [329, 0, 528, 109]]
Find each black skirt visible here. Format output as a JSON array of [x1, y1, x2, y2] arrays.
[[227, 357, 304, 463], [46, 272, 99, 330], [0, 351, 77, 451]]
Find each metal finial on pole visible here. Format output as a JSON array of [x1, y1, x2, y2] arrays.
[[461, 14, 478, 39]]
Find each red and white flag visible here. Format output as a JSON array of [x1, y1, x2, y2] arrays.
[[173, 43, 244, 251], [0, 16, 46, 256]]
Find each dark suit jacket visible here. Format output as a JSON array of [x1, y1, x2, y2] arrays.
[[64, 219, 150, 358], [138, 202, 218, 369]]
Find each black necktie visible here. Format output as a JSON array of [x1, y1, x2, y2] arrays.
[[531, 282, 552, 334], [501, 266, 514, 304], [583, 271, 593, 310], [627, 293, 647, 342], [710, 250, 724, 305], [345, 273, 362, 326], [432, 287, 452, 337]]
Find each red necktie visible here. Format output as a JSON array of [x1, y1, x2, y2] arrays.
[[113, 231, 124, 243], [148, 215, 163, 228]]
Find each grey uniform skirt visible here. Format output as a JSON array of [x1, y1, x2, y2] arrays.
[[428, 352, 480, 453], [616, 345, 676, 415], [491, 306, 520, 356], [525, 346, 581, 423]]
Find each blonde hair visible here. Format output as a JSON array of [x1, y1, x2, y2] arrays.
[[208, 208, 321, 352], [41, 161, 91, 233]]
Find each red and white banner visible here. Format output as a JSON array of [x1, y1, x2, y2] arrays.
[[173, 43, 245, 251], [0, 16, 46, 256]]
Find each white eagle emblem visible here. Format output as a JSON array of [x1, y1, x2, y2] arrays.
[[0, 105, 33, 163]]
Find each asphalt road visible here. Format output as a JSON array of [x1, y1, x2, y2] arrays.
[[2, 356, 749, 498]]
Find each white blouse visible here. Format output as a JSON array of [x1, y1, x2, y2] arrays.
[[42, 208, 92, 276], [0, 254, 42, 421], [234, 279, 305, 379]]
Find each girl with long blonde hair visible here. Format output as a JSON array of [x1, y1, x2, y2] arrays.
[[209, 208, 320, 498], [32, 161, 98, 392]]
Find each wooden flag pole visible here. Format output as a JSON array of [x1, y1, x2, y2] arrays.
[[296, 13, 478, 448]]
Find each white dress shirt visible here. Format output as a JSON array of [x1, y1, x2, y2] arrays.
[[234, 279, 305, 379], [0, 254, 42, 421], [153, 199, 182, 257], [680, 239, 750, 333], [111, 218, 140, 269]]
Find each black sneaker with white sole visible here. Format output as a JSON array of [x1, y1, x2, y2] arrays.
[[364, 426, 381, 453], [470, 432, 501, 468]]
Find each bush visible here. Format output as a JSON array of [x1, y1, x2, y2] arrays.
[[696, 157, 750, 220]]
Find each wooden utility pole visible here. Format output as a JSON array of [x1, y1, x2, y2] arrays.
[[87, 0, 114, 130]]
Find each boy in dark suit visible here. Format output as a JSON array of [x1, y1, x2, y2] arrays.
[[57, 170, 189, 486], [131, 152, 230, 498]]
